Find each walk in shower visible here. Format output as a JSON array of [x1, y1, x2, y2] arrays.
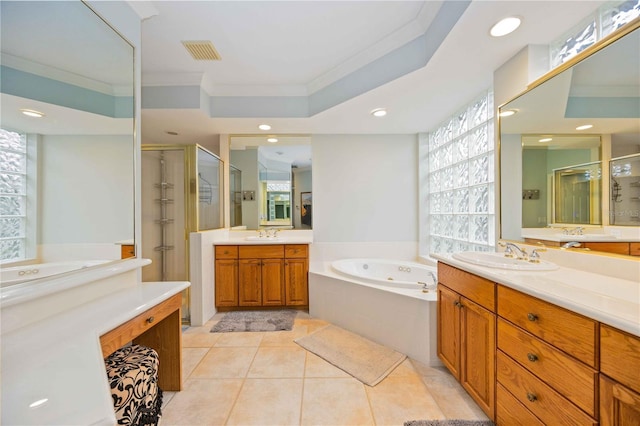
[[142, 144, 223, 323]]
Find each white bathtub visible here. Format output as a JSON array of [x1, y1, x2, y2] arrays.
[[1, 260, 111, 287], [310, 258, 440, 367], [332, 258, 437, 290]]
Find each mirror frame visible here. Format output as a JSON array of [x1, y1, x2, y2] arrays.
[[497, 17, 640, 254]]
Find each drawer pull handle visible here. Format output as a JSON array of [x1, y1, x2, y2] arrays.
[[527, 353, 539, 362], [224, 250, 229, 254], [526, 392, 537, 402], [146, 316, 155, 324], [527, 313, 538, 322]]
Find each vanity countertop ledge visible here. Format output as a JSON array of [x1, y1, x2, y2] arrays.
[[214, 229, 314, 245], [432, 252, 640, 337], [1, 279, 190, 425]]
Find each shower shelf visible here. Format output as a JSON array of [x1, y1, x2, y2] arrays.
[[154, 245, 175, 252], [155, 219, 175, 224], [155, 198, 175, 204], [155, 182, 175, 189]]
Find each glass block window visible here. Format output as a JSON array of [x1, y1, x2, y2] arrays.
[[266, 182, 290, 192], [550, 0, 640, 67], [0, 129, 27, 261], [601, 0, 640, 37], [426, 90, 495, 254]]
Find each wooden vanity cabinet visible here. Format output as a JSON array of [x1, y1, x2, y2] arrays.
[[437, 263, 496, 421], [121, 244, 135, 259], [215, 244, 309, 308], [284, 244, 309, 306], [215, 246, 239, 306], [583, 242, 630, 255], [496, 286, 598, 425], [438, 261, 640, 425], [599, 324, 640, 426], [238, 245, 284, 306]]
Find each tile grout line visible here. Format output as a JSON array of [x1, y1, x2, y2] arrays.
[[298, 351, 309, 426], [221, 339, 262, 425]]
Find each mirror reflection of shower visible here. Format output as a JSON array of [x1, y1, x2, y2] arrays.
[[610, 153, 640, 225], [553, 161, 602, 225]]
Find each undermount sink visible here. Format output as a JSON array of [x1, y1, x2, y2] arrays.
[[451, 251, 558, 271], [244, 236, 283, 242]]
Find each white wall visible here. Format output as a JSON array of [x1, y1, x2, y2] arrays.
[[39, 135, 134, 245], [311, 134, 418, 243]]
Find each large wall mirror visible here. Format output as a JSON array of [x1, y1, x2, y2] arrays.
[[230, 136, 312, 230], [0, 1, 135, 285], [499, 19, 640, 258]]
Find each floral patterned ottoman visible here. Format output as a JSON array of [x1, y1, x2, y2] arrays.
[[105, 344, 163, 426]]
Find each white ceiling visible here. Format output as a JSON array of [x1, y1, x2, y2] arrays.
[[139, 0, 606, 148]]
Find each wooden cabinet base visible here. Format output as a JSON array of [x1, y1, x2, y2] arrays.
[[100, 293, 183, 391], [600, 375, 640, 426]]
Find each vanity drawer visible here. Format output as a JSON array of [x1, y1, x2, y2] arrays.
[[497, 351, 596, 426], [437, 263, 495, 312], [285, 244, 308, 259], [497, 286, 597, 368], [496, 383, 544, 426], [100, 293, 182, 358], [239, 244, 284, 259], [600, 324, 640, 394], [497, 318, 597, 416], [630, 242, 640, 256], [215, 245, 238, 259]]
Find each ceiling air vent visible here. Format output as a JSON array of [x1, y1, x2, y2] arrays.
[[181, 40, 221, 61]]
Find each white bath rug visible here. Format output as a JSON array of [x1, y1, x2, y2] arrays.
[[294, 324, 406, 386]]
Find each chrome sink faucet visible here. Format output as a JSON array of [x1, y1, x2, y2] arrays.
[[498, 240, 528, 260], [562, 241, 582, 249]]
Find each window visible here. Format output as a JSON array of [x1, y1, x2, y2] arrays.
[[424, 90, 495, 254], [0, 129, 29, 261], [550, 0, 640, 67]]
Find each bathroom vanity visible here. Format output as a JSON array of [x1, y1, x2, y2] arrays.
[[214, 243, 310, 308], [433, 252, 639, 425], [1, 259, 189, 425]]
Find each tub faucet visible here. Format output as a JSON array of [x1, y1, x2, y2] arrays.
[[420, 272, 438, 292], [498, 241, 528, 260]]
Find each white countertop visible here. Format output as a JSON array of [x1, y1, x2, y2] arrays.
[[1, 280, 190, 425], [214, 230, 313, 245], [432, 253, 640, 337], [521, 226, 640, 243]]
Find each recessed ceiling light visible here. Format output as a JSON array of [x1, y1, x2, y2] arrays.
[[498, 109, 517, 117], [576, 124, 593, 130], [267, 137, 278, 143], [165, 131, 179, 136], [258, 124, 271, 131], [20, 109, 45, 118], [371, 108, 387, 117], [490, 16, 521, 37], [538, 137, 553, 143]]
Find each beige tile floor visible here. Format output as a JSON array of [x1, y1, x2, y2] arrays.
[[161, 311, 489, 426]]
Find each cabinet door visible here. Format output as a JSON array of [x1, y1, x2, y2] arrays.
[[215, 259, 238, 306], [601, 375, 640, 426], [461, 296, 495, 420], [238, 259, 262, 306], [438, 285, 461, 380], [285, 258, 308, 306], [261, 258, 284, 306]]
